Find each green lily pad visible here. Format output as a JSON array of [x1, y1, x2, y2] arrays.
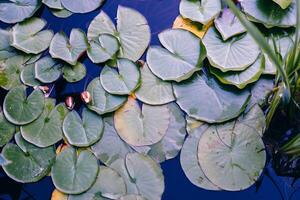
[[241, 0, 297, 27], [49, 29, 88, 65], [119, 195, 146, 200], [0, 28, 16, 60], [35, 56, 62, 83], [214, 8, 246, 40], [4, 86, 44, 125], [20, 64, 41, 87], [203, 27, 260, 72], [114, 97, 170, 146], [21, 99, 69, 147], [210, 56, 265, 89], [61, 0, 104, 13], [43, 0, 63, 9], [2, 133, 55, 183], [117, 6, 151, 62], [197, 109, 267, 191], [173, 73, 250, 123], [180, 121, 219, 190], [147, 29, 204, 82], [63, 108, 103, 147], [0, 0, 42, 24], [100, 59, 140, 95], [86, 78, 127, 115], [135, 63, 175, 105], [125, 153, 165, 200], [0, 111, 15, 147], [91, 116, 133, 166], [179, 0, 222, 25], [62, 62, 86, 82], [51, 8, 73, 18], [51, 147, 99, 194], [69, 166, 126, 200], [87, 34, 119, 64], [148, 103, 186, 163], [11, 18, 53, 54]]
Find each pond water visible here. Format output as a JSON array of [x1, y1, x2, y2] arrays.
[[0, 0, 300, 199]]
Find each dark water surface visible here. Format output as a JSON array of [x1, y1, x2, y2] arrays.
[[0, 0, 300, 199]]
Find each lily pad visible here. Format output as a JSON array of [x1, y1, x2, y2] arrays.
[[125, 153, 165, 200], [61, 0, 104, 13], [62, 62, 86, 82], [203, 27, 260, 72], [87, 34, 119, 64], [4, 86, 44, 125], [114, 97, 170, 146], [119, 195, 146, 200], [2, 133, 55, 183], [49, 29, 88, 65], [147, 29, 204, 82], [180, 120, 219, 190], [0, 112, 15, 147], [100, 59, 140, 95], [63, 108, 103, 147], [35, 56, 62, 83], [0, 0, 42, 24], [12, 18, 53, 54], [51, 8, 73, 18], [43, 0, 63, 9], [135, 63, 175, 105], [214, 8, 246, 40], [210, 56, 265, 89], [86, 78, 127, 115], [197, 112, 266, 191], [0, 28, 16, 59], [91, 116, 133, 165], [69, 166, 126, 200], [51, 147, 99, 194], [21, 99, 69, 147], [179, 0, 222, 25], [173, 73, 250, 123], [241, 0, 297, 27], [20, 64, 41, 87], [148, 103, 186, 163]]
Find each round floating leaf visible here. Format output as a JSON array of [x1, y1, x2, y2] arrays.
[[51, 147, 99, 194], [51, 8, 73, 18], [203, 27, 260, 72], [117, 6, 151, 61], [241, 0, 297, 27], [0, 55, 25, 90], [63, 108, 103, 147], [0, 0, 41, 24], [20, 64, 41, 87], [69, 166, 126, 200], [173, 73, 250, 123], [87, 34, 119, 64], [0, 112, 15, 147], [50, 29, 88, 65], [197, 117, 266, 191], [119, 195, 146, 200], [180, 121, 219, 190], [91, 117, 133, 165], [43, 0, 63, 9], [35, 56, 62, 83], [135, 63, 175, 105], [12, 18, 53, 54], [147, 29, 204, 82], [86, 78, 127, 115], [148, 103, 186, 163], [62, 62, 86, 83], [2, 133, 55, 183], [4, 86, 44, 125], [125, 153, 165, 200], [179, 0, 221, 25], [0, 28, 16, 59], [210, 56, 265, 89], [214, 8, 246, 40], [115, 97, 170, 146], [100, 59, 140, 95], [21, 99, 69, 147], [61, 0, 104, 13]]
